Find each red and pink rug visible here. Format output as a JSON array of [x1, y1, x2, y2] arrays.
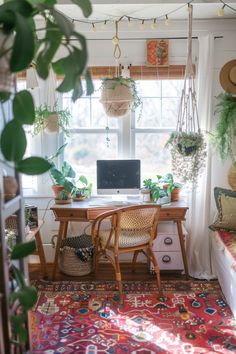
[[30, 280, 236, 353]]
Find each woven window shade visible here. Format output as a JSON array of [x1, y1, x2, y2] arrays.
[[17, 65, 189, 81]]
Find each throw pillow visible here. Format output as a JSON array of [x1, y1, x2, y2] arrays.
[[209, 187, 236, 231]]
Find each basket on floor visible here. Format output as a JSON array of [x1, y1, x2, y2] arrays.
[[59, 234, 94, 276]]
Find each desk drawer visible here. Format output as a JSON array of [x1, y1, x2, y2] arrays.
[[52, 208, 87, 220], [160, 208, 187, 220], [87, 208, 115, 220], [152, 251, 184, 270], [154, 233, 181, 252]]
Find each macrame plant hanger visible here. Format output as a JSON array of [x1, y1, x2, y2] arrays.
[[167, 4, 206, 186], [177, 4, 200, 135]]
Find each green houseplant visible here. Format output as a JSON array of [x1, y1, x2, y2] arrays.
[[212, 92, 236, 190], [0, 0, 93, 348], [142, 175, 169, 203], [74, 175, 92, 200], [32, 103, 72, 136], [161, 173, 183, 201], [100, 76, 142, 118], [49, 161, 76, 203], [165, 131, 207, 185]]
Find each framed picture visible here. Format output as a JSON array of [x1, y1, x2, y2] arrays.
[[147, 39, 169, 66]]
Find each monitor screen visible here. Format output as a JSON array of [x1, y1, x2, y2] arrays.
[[97, 159, 141, 195]]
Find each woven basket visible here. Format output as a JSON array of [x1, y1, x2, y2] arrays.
[[59, 234, 93, 276]]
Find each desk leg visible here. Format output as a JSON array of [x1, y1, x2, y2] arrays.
[[52, 221, 68, 280], [35, 230, 48, 279], [176, 220, 189, 280]]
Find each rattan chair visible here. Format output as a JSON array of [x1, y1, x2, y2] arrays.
[[91, 204, 162, 302]]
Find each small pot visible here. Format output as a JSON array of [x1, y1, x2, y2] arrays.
[[171, 187, 181, 202], [45, 113, 59, 134], [51, 185, 64, 199], [3, 176, 18, 201]]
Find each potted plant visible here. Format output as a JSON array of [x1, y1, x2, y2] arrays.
[[49, 161, 77, 204], [100, 76, 142, 118], [142, 175, 170, 204], [165, 131, 207, 185], [73, 175, 92, 201], [211, 92, 236, 190], [32, 103, 71, 136], [161, 173, 183, 202]]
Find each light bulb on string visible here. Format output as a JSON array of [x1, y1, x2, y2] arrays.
[[91, 23, 97, 32], [112, 35, 119, 45], [100, 20, 107, 30], [218, 4, 225, 16], [140, 19, 145, 30], [165, 15, 170, 26], [127, 17, 133, 27], [151, 18, 158, 29]]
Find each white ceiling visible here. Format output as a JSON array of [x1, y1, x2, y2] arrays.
[[57, 0, 236, 22]]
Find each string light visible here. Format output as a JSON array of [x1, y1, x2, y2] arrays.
[[165, 15, 170, 26], [127, 17, 133, 27], [151, 18, 158, 29], [91, 23, 96, 32], [218, 4, 226, 16], [140, 19, 145, 30]]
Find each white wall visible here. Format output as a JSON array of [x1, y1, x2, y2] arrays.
[[26, 18, 236, 263]]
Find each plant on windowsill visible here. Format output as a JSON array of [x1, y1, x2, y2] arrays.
[[100, 76, 142, 118], [211, 92, 236, 190], [32, 103, 71, 136], [161, 173, 183, 202], [142, 175, 169, 204], [73, 175, 93, 201]]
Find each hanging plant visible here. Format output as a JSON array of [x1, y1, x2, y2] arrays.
[[165, 131, 207, 185], [211, 92, 236, 161], [165, 4, 207, 186], [32, 103, 71, 136], [100, 76, 142, 118]]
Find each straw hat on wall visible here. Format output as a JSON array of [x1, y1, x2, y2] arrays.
[[219, 59, 236, 94]]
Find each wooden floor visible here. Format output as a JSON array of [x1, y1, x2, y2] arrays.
[[29, 262, 185, 282]]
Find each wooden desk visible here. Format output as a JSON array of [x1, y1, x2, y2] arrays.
[[50, 199, 189, 280]]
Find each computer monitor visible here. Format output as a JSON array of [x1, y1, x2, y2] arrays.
[[97, 159, 141, 195]]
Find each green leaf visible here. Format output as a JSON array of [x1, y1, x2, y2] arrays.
[[85, 69, 94, 96], [79, 175, 88, 186], [51, 8, 74, 39], [11, 265, 26, 289], [0, 0, 33, 18], [16, 157, 52, 175], [71, 0, 92, 17], [72, 78, 83, 102], [11, 240, 36, 260], [0, 120, 26, 162], [13, 90, 35, 125], [10, 14, 35, 72], [11, 314, 28, 343], [11, 286, 37, 310]]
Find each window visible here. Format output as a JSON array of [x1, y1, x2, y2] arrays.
[[63, 67, 185, 193]]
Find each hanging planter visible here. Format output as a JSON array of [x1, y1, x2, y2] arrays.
[[0, 31, 15, 93], [165, 5, 207, 186], [32, 104, 71, 136], [100, 76, 141, 118]]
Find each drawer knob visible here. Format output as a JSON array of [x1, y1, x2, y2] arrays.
[[162, 255, 171, 263], [164, 237, 173, 245]]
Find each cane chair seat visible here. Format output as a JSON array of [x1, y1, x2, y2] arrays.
[[91, 204, 162, 303]]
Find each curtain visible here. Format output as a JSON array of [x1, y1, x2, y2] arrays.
[[186, 34, 216, 279]]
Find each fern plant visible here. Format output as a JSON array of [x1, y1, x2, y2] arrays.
[[212, 92, 236, 161]]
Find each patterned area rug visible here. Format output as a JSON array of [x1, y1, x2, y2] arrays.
[[30, 280, 236, 353]]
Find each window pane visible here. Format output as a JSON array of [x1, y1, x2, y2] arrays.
[[161, 98, 180, 128], [162, 80, 183, 97], [69, 98, 90, 128], [65, 133, 118, 192], [135, 133, 172, 184], [136, 80, 161, 97], [136, 97, 161, 128]]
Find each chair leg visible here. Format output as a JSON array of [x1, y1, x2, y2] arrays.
[[149, 248, 162, 296], [132, 250, 139, 272], [114, 254, 123, 303]]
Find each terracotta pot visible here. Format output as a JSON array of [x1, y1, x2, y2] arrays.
[[228, 164, 236, 191], [51, 185, 64, 199], [171, 187, 181, 202], [3, 176, 18, 201]]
